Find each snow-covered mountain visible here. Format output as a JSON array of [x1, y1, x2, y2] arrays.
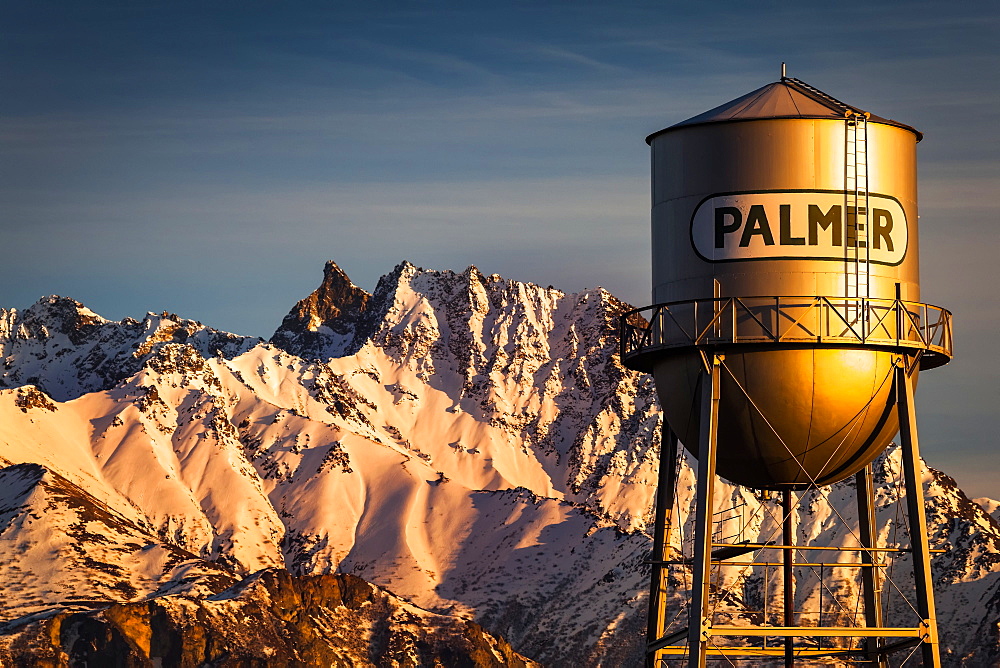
[[0, 296, 258, 402], [0, 260, 997, 666]]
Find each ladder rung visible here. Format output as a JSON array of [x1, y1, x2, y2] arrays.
[[845, 111, 868, 301]]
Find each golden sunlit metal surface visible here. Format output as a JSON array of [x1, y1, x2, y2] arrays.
[[629, 93, 950, 490], [649, 118, 921, 305], [632, 76, 949, 668], [620, 296, 953, 488]]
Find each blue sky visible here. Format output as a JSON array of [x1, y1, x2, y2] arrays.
[[2, 1, 998, 495]]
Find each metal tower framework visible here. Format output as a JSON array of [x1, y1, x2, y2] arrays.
[[622, 298, 953, 667]]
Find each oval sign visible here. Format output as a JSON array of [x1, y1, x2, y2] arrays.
[[690, 190, 908, 265]]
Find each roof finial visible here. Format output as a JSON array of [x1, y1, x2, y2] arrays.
[[781, 62, 787, 80]]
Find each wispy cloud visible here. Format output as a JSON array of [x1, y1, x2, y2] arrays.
[[500, 41, 628, 74], [331, 36, 505, 83]]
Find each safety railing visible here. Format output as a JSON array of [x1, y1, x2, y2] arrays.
[[620, 296, 953, 372]]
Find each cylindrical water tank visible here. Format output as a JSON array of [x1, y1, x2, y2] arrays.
[[644, 78, 932, 489]]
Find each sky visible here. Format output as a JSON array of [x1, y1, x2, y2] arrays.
[[1, 1, 998, 496]]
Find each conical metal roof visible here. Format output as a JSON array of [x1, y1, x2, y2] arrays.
[[646, 77, 921, 143]]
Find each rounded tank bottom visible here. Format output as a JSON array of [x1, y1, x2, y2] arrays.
[[653, 348, 909, 489]]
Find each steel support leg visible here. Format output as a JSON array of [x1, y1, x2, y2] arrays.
[[897, 358, 941, 668], [646, 424, 680, 668], [782, 490, 795, 667], [857, 463, 887, 667], [687, 356, 721, 668]]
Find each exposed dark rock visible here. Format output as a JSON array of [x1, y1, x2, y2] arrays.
[[14, 386, 57, 413], [270, 261, 374, 359], [0, 570, 541, 667]]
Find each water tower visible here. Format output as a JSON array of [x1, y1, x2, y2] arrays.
[[621, 69, 952, 667]]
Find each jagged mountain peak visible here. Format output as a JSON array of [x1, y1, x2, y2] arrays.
[[270, 260, 374, 360], [8, 297, 224, 347], [270, 259, 627, 363], [277, 260, 371, 334], [265, 260, 660, 530], [5, 296, 109, 346], [0, 298, 260, 402], [387, 264, 633, 334], [25, 294, 105, 319]]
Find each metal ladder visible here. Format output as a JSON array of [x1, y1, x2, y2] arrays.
[[786, 76, 871, 322], [845, 112, 870, 322]]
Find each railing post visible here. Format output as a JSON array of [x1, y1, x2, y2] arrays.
[[729, 297, 740, 343], [924, 304, 929, 345], [822, 297, 828, 341], [774, 296, 779, 343], [862, 297, 868, 343], [655, 306, 663, 347], [693, 300, 698, 345], [895, 283, 902, 347]]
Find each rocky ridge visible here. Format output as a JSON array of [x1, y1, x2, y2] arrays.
[[271, 260, 373, 359], [0, 296, 259, 402], [1, 569, 538, 667], [0, 260, 997, 666]]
